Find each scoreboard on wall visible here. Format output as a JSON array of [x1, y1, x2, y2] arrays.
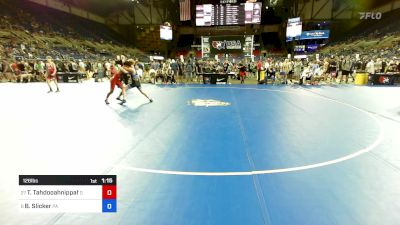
[[196, 2, 262, 26]]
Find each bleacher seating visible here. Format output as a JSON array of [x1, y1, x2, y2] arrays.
[[0, 0, 145, 61], [136, 26, 162, 52], [320, 9, 400, 56]]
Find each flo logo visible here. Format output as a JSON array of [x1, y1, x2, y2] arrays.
[[359, 12, 382, 20]]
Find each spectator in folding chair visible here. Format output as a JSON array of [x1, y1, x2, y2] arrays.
[[10, 61, 20, 79], [20, 61, 34, 82], [155, 68, 165, 84], [264, 63, 276, 85], [385, 57, 398, 73], [12, 60, 32, 83], [310, 61, 323, 85], [69, 60, 78, 73], [299, 64, 312, 85]]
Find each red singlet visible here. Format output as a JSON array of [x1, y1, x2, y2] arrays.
[[110, 66, 122, 90]]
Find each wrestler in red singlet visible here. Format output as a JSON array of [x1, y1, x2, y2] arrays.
[[105, 63, 127, 104], [47, 63, 56, 80], [45, 56, 60, 93], [109, 65, 122, 91]]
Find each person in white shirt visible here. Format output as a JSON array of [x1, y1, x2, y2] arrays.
[[105, 61, 111, 78], [136, 65, 143, 78], [264, 60, 270, 73], [374, 58, 382, 73], [366, 59, 375, 75], [78, 60, 85, 72]]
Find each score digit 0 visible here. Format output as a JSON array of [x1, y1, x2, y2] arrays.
[[102, 185, 116, 199]]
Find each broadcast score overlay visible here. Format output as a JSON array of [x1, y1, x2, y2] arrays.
[[19, 175, 117, 213]]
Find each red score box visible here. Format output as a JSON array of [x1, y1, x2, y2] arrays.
[[102, 185, 117, 199]]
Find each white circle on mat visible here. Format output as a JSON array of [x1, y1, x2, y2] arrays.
[[114, 87, 384, 176]]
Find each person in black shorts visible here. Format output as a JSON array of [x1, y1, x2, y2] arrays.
[[328, 56, 338, 83], [117, 60, 153, 103]]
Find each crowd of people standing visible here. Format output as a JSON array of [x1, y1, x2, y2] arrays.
[[144, 54, 400, 85], [1, 53, 399, 86]]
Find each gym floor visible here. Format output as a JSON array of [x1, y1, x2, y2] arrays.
[[1, 82, 399, 225]]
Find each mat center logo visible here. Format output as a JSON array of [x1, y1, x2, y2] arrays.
[[189, 99, 231, 107], [211, 40, 242, 50]]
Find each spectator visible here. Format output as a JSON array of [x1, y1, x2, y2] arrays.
[[338, 55, 353, 83], [96, 61, 105, 82], [366, 59, 375, 74], [256, 59, 263, 82]]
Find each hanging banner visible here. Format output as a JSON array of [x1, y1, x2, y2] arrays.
[[294, 45, 305, 52], [306, 44, 319, 52], [209, 36, 245, 55], [201, 36, 211, 58], [300, 30, 330, 40], [202, 35, 253, 58]]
